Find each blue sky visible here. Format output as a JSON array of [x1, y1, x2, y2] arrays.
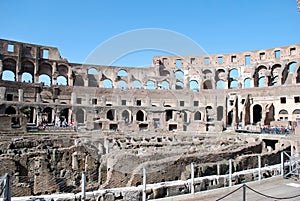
[[1, 0, 300, 67]]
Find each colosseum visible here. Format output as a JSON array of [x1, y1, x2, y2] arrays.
[[0, 39, 299, 134]]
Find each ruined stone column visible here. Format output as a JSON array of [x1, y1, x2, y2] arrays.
[[18, 89, 23, 102]]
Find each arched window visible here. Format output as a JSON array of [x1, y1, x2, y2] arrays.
[[122, 110, 131, 123], [74, 75, 84, 86], [258, 77, 265, 87], [194, 111, 201, 120], [175, 70, 184, 80], [76, 109, 85, 123], [244, 78, 251, 88], [288, 62, 297, 72], [190, 80, 199, 91], [38, 74, 51, 86], [88, 68, 98, 74], [161, 80, 170, 90], [21, 72, 33, 83], [136, 110, 145, 121], [203, 80, 212, 89], [117, 69, 128, 76], [2, 70, 15, 81], [133, 80, 142, 89], [230, 80, 238, 89], [5, 106, 16, 114], [146, 80, 155, 90], [102, 79, 113, 88], [106, 109, 115, 120], [118, 80, 128, 89], [229, 69, 239, 79], [175, 81, 184, 90], [57, 75, 67, 85], [216, 80, 225, 89]]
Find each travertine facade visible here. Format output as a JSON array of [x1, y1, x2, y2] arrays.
[[0, 39, 300, 133]]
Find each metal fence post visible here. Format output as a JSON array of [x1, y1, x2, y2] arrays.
[[3, 173, 11, 201], [143, 167, 146, 201], [191, 163, 195, 194], [243, 184, 246, 201], [258, 154, 261, 181], [81, 171, 86, 201], [229, 159, 232, 187], [281, 151, 284, 177]]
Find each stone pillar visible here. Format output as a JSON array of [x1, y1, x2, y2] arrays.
[[52, 62, 56, 86], [18, 89, 23, 102]]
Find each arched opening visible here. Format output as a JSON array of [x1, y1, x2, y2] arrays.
[[21, 72, 33, 83], [253, 104, 262, 124], [76, 109, 85, 124], [122, 110, 131, 123], [175, 70, 184, 80], [297, 67, 300, 83], [166, 110, 173, 121], [60, 108, 69, 124], [42, 107, 53, 123], [146, 80, 156, 90], [88, 68, 98, 75], [106, 109, 115, 121], [2, 70, 15, 81], [217, 106, 223, 121], [20, 106, 34, 123], [203, 69, 213, 79], [102, 79, 113, 88], [88, 72, 98, 87], [292, 109, 300, 124], [21, 61, 34, 82], [203, 80, 212, 89], [227, 110, 233, 126], [38, 74, 51, 86], [194, 111, 201, 120], [189, 80, 199, 91], [133, 80, 142, 89], [206, 106, 214, 122], [118, 80, 128, 90], [117, 69, 128, 76], [161, 80, 170, 90], [57, 65, 68, 77], [229, 80, 238, 89], [288, 62, 297, 72], [244, 78, 251, 88], [254, 65, 267, 87], [182, 111, 188, 123], [216, 80, 225, 89], [229, 69, 239, 79], [74, 75, 84, 86], [136, 110, 145, 121], [5, 106, 16, 114], [2, 59, 16, 81], [56, 75, 67, 85], [175, 81, 184, 90], [258, 77, 265, 87], [279, 109, 288, 121]]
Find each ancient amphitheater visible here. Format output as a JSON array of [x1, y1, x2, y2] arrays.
[[0, 37, 299, 199]]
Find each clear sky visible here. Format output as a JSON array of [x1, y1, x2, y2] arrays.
[[1, 0, 300, 67]]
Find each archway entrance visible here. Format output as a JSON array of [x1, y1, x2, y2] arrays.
[[253, 104, 262, 124]]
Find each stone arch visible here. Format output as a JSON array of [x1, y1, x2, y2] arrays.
[[258, 77, 265, 87], [21, 60, 34, 82], [56, 75, 68, 85], [175, 70, 184, 80], [39, 62, 52, 77], [118, 80, 128, 90], [194, 111, 201, 120], [38, 74, 51, 86], [216, 80, 225, 89], [87, 68, 98, 75], [122, 110, 131, 123], [253, 104, 262, 124], [42, 107, 53, 123], [133, 80, 142, 89], [206, 106, 214, 122], [76, 109, 85, 124], [102, 78, 113, 88], [57, 64, 69, 77], [5, 106, 17, 114], [74, 74, 84, 86], [2, 58, 17, 81], [244, 78, 251, 88], [175, 81, 184, 90], [203, 80, 212, 89], [107, 109, 115, 121], [117, 69, 128, 76], [254, 65, 267, 87], [203, 69, 213, 79], [159, 80, 170, 90], [146, 80, 156, 90], [189, 80, 199, 91], [288, 62, 297, 73], [136, 110, 146, 121], [217, 106, 223, 121]]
